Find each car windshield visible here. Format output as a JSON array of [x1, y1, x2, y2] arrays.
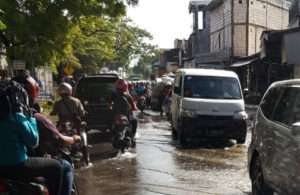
[[75, 77, 117, 97], [183, 76, 242, 99]]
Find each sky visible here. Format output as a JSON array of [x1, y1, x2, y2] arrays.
[[126, 0, 195, 49]]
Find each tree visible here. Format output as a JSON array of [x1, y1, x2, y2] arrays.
[[0, 0, 138, 71], [133, 47, 159, 79], [71, 16, 157, 75]]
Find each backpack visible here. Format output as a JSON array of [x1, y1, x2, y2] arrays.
[[0, 81, 31, 118], [112, 94, 131, 118]]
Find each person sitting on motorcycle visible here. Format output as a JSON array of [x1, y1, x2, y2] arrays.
[[18, 77, 82, 195], [137, 81, 146, 96], [0, 81, 63, 195], [159, 81, 172, 116], [128, 81, 137, 100], [50, 82, 86, 131], [145, 82, 152, 108], [109, 79, 138, 138]]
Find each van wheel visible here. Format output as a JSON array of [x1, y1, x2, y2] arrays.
[[251, 156, 273, 195], [172, 127, 178, 140], [178, 121, 187, 146]]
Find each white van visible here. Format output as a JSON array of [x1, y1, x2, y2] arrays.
[[171, 69, 247, 145]]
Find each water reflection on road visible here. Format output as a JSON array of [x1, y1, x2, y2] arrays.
[[76, 110, 251, 195]]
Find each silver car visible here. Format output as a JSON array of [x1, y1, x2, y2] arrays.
[[248, 79, 300, 195]]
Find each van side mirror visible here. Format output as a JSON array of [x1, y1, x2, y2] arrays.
[[243, 88, 249, 96], [174, 87, 180, 95], [291, 122, 300, 135]]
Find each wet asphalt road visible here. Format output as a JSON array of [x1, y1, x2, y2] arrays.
[[75, 109, 253, 195]]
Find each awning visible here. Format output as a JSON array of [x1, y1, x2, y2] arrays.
[[229, 58, 258, 67]]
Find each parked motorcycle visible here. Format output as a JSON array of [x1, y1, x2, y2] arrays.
[[57, 121, 90, 167], [111, 115, 134, 153], [137, 95, 146, 114]]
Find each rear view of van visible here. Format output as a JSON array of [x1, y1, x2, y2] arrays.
[[170, 69, 247, 145]]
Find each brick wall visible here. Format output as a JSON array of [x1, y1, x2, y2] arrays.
[[209, 0, 289, 57], [247, 0, 289, 55], [210, 0, 232, 52]]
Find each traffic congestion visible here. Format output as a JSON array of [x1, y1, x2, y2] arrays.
[[1, 0, 300, 194]]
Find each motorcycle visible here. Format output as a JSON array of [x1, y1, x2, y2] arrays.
[[0, 145, 80, 195], [137, 95, 146, 114], [57, 121, 90, 167], [162, 97, 172, 120], [111, 114, 134, 153]]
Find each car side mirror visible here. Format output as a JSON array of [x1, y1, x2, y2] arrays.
[[291, 122, 300, 135], [243, 88, 249, 96], [174, 87, 180, 94]]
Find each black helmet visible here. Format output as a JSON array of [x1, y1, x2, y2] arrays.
[[0, 81, 31, 118]]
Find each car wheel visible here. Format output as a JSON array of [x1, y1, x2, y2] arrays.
[[251, 156, 274, 195], [236, 136, 246, 144]]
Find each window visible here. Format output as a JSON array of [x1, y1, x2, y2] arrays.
[[183, 76, 242, 99], [273, 87, 300, 127], [173, 73, 182, 95], [260, 87, 282, 120]]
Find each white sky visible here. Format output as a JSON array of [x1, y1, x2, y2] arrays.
[[126, 0, 194, 49]]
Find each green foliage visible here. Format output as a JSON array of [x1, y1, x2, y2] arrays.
[[0, 0, 138, 70], [132, 47, 159, 79]]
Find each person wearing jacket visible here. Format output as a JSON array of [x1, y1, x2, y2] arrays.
[[15, 77, 82, 195], [50, 82, 86, 130], [109, 79, 138, 137], [0, 82, 63, 195]]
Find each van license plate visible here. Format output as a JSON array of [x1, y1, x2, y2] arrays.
[[208, 130, 223, 137]]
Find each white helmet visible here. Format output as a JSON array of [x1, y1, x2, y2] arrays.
[[58, 82, 72, 96]]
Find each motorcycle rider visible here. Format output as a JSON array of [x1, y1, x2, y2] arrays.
[[109, 79, 138, 138], [137, 81, 146, 96], [14, 75, 81, 195], [128, 81, 137, 101], [50, 82, 86, 130], [0, 81, 63, 195], [159, 81, 172, 116]]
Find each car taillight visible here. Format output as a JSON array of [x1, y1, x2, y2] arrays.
[[73, 129, 78, 135], [0, 182, 7, 192], [61, 124, 68, 132]]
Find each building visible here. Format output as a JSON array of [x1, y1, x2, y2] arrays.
[[289, 0, 300, 27], [204, 0, 290, 63]]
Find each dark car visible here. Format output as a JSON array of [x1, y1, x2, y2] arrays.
[[74, 74, 119, 131], [248, 79, 300, 195]]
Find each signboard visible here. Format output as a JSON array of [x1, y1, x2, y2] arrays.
[[63, 65, 74, 75], [35, 67, 54, 101], [13, 60, 26, 70]]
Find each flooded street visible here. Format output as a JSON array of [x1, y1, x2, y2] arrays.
[[75, 110, 253, 195]]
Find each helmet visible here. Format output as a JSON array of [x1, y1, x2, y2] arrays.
[[166, 81, 172, 86], [0, 81, 30, 117], [58, 82, 72, 96], [115, 79, 128, 92], [24, 76, 39, 101], [12, 75, 38, 101]]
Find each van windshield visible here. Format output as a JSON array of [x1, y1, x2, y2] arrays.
[[184, 76, 242, 99]]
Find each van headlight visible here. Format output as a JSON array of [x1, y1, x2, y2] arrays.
[[181, 109, 197, 118], [233, 111, 248, 120]]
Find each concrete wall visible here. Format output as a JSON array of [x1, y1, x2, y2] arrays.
[[210, 0, 232, 52], [210, 0, 289, 57], [247, 0, 289, 55]]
